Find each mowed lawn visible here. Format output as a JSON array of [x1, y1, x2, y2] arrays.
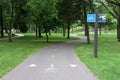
[[75, 33, 120, 80], [0, 33, 75, 78]]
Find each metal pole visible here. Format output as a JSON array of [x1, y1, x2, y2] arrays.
[[94, 9, 99, 58]]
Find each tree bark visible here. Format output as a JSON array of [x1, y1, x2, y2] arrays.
[[84, 26, 87, 36], [67, 22, 70, 39], [38, 27, 42, 37], [117, 19, 120, 42], [83, 6, 90, 44], [8, 1, 14, 42], [0, 5, 4, 37], [35, 26, 38, 38]]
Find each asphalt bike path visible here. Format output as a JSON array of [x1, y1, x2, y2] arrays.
[[2, 38, 98, 80]]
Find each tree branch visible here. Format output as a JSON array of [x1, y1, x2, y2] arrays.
[[106, 0, 120, 7], [99, 0, 117, 18], [88, 0, 94, 13]]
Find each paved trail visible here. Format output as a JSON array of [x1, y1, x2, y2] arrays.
[[2, 39, 97, 80]]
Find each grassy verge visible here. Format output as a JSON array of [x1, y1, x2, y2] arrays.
[[0, 33, 76, 78], [75, 33, 120, 80]]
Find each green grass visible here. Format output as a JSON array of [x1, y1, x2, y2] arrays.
[[0, 33, 76, 78], [75, 33, 120, 80]]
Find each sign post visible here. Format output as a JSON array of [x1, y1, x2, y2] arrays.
[[87, 10, 106, 58], [94, 9, 99, 58]]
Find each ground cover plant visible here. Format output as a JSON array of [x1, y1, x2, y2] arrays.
[[75, 33, 120, 80]]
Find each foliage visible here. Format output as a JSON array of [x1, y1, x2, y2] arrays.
[[99, 0, 120, 41], [14, 0, 29, 33], [56, 0, 84, 39], [27, 0, 58, 41], [106, 0, 120, 7], [0, 1, 12, 37]]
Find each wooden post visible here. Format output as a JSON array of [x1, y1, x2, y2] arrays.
[[94, 9, 99, 58]]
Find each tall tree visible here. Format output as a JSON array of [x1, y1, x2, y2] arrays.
[[27, 0, 44, 38], [14, 0, 29, 33], [0, 1, 7, 38], [28, 0, 57, 42], [41, 0, 57, 42], [99, 0, 120, 42], [76, 0, 94, 44], [83, 6, 90, 44], [0, 5, 4, 37], [56, 0, 82, 39], [8, 0, 14, 42]]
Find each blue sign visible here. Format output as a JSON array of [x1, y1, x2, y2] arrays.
[[98, 14, 106, 23], [87, 14, 106, 23], [87, 14, 95, 22]]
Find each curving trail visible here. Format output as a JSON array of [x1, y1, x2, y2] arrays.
[[2, 37, 97, 80]]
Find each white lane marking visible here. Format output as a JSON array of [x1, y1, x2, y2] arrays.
[[51, 55, 55, 58], [44, 64, 58, 72], [44, 68, 58, 72], [51, 64, 54, 68], [70, 64, 77, 68], [28, 64, 37, 68]]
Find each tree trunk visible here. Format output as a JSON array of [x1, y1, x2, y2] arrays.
[[8, 1, 14, 42], [8, 27, 12, 42], [0, 5, 4, 37], [67, 22, 70, 39], [83, 6, 90, 44], [38, 27, 42, 37], [117, 19, 120, 42], [63, 26, 66, 37], [84, 26, 87, 36], [35, 26, 38, 38]]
